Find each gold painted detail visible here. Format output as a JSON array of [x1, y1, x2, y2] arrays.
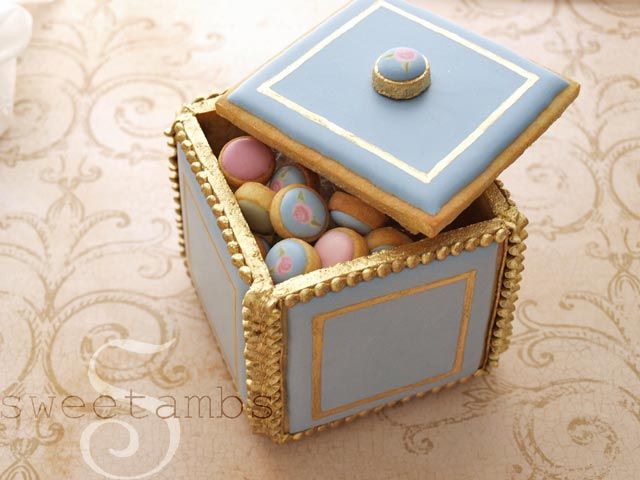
[[286, 369, 488, 442], [257, 0, 539, 184], [312, 271, 476, 419]]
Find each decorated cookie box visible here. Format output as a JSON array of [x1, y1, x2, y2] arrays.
[[166, 0, 578, 442]]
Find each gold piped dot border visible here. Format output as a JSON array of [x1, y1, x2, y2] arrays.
[[280, 226, 511, 309], [165, 114, 254, 286]]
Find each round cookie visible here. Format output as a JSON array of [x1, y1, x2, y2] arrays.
[[254, 234, 271, 259], [366, 227, 412, 253], [265, 238, 321, 284], [235, 182, 275, 235], [314, 227, 369, 268], [219, 136, 275, 189], [269, 164, 319, 193], [328, 191, 387, 235], [269, 184, 329, 242]]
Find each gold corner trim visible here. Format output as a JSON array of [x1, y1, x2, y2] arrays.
[[169, 97, 288, 442], [257, 0, 539, 184], [483, 181, 528, 371], [311, 270, 476, 420]]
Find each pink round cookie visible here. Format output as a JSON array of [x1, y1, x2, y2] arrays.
[[314, 227, 369, 268], [219, 136, 275, 189]]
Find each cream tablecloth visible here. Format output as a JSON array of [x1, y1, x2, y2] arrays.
[[1, 1, 639, 478]]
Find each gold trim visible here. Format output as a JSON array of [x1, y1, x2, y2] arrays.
[[181, 169, 240, 383], [257, 0, 539, 184], [311, 270, 475, 419], [484, 180, 528, 370]]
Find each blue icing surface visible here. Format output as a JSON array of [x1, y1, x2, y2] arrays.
[[330, 210, 372, 235], [376, 47, 426, 82], [279, 187, 328, 238], [270, 165, 307, 191], [227, 0, 570, 216], [265, 238, 308, 283]]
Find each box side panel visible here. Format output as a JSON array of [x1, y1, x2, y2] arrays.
[[285, 242, 500, 433], [179, 146, 248, 400]]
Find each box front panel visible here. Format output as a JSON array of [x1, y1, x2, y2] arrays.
[[179, 147, 248, 399], [285, 242, 501, 432]]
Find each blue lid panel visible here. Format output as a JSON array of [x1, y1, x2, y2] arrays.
[[221, 0, 575, 232]]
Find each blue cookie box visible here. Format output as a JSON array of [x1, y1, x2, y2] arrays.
[[166, 0, 575, 442], [168, 97, 526, 442]]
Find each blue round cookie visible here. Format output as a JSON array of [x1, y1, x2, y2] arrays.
[[330, 210, 374, 235], [265, 238, 321, 284], [270, 184, 329, 242], [269, 164, 318, 192], [376, 47, 426, 82]]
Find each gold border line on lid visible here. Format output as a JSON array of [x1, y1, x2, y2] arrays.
[[257, 0, 539, 184]]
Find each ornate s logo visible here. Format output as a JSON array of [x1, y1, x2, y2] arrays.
[[80, 339, 180, 479]]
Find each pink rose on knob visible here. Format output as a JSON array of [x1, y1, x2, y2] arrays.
[[394, 47, 418, 62], [277, 255, 293, 275], [292, 202, 313, 224]]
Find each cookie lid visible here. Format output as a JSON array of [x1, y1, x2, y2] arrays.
[[216, 0, 579, 237]]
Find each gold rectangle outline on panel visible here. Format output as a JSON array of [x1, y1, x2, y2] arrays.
[[311, 269, 476, 419], [258, 0, 538, 184], [182, 166, 240, 384]]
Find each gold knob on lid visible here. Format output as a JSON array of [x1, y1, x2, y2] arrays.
[[372, 47, 430, 100]]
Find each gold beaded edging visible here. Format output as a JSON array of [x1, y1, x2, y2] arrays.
[[165, 98, 260, 286], [484, 180, 528, 371], [274, 214, 511, 307]]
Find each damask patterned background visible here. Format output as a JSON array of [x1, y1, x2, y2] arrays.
[[0, 0, 638, 478]]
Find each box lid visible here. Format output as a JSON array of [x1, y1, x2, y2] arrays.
[[216, 0, 579, 237]]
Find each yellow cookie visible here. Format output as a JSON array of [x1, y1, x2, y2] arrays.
[[366, 227, 412, 253], [235, 182, 275, 235], [328, 191, 387, 235]]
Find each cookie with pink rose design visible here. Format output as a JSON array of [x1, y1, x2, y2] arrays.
[[270, 184, 329, 242], [219, 136, 275, 189], [265, 238, 321, 284], [269, 164, 319, 193]]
